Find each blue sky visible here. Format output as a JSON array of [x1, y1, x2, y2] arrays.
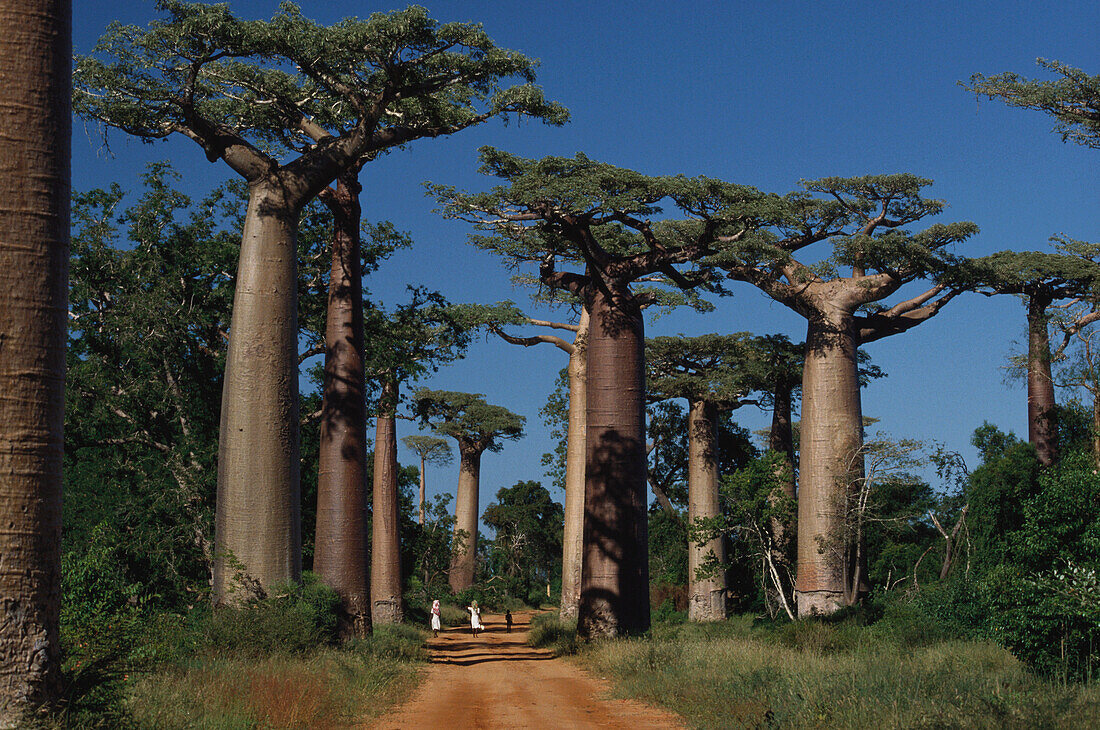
[[73, 1, 1100, 519]]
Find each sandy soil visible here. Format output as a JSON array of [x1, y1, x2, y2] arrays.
[[368, 610, 685, 730]]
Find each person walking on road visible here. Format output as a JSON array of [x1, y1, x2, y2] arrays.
[[467, 600, 483, 637], [430, 599, 442, 638], [505, 609, 513, 633]]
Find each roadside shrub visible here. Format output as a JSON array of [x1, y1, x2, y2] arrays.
[[349, 624, 429, 662], [206, 572, 341, 655], [988, 562, 1100, 682], [528, 613, 578, 655]]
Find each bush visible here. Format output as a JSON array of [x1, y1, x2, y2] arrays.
[[987, 562, 1100, 682], [527, 613, 578, 655], [349, 624, 429, 662], [206, 572, 341, 655]]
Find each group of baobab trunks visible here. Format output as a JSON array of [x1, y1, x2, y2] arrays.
[[3, 0, 1094, 722], [72, 5, 1097, 636]]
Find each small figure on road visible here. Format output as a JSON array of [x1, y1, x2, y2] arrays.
[[430, 598, 442, 638], [467, 600, 483, 636], [505, 609, 513, 633]]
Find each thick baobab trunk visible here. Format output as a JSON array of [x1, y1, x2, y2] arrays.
[[1026, 294, 1058, 466], [449, 443, 482, 592], [687, 400, 725, 622], [0, 1, 69, 719], [578, 289, 650, 638], [314, 172, 370, 638], [560, 310, 588, 621], [795, 313, 865, 617], [213, 187, 302, 603], [371, 377, 403, 624]]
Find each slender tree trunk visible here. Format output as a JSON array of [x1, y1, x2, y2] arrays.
[[313, 171, 370, 638], [371, 376, 403, 624], [213, 186, 302, 603], [795, 311, 866, 616], [769, 382, 796, 500], [687, 399, 725, 622], [767, 380, 797, 585], [418, 455, 427, 525], [0, 1, 69, 719], [1092, 391, 1100, 470], [1027, 294, 1058, 466], [449, 442, 482, 592], [578, 288, 650, 638], [560, 309, 588, 621]]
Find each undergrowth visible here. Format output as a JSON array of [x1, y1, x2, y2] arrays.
[[580, 611, 1100, 729]]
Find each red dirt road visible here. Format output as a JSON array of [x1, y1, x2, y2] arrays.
[[369, 611, 684, 730]]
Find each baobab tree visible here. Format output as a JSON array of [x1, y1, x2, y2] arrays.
[[412, 389, 525, 592], [402, 435, 454, 525], [365, 292, 470, 624], [459, 300, 590, 619], [435, 149, 769, 636], [646, 333, 763, 622], [697, 174, 977, 615], [0, 0, 69, 720], [965, 247, 1100, 466], [74, 1, 565, 602]]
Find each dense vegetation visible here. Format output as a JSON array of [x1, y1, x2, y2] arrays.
[[4, 0, 1100, 725]]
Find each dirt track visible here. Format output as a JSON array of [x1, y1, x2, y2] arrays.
[[369, 611, 684, 730]]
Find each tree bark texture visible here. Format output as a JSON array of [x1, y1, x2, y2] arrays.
[[449, 443, 482, 592], [578, 289, 650, 638], [0, 0, 69, 721], [1026, 294, 1058, 467], [313, 171, 370, 638], [795, 312, 866, 617], [559, 309, 588, 621], [371, 377, 403, 624], [213, 188, 302, 603], [687, 400, 726, 622]]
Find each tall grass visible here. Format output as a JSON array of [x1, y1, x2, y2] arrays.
[[527, 612, 579, 655], [127, 624, 427, 729], [581, 616, 1100, 729]]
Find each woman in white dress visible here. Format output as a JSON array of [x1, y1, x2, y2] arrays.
[[430, 599, 442, 637], [467, 600, 482, 636]]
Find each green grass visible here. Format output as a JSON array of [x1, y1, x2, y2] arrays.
[[578, 615, 1100, 729], [125, 624, 427, 729], [527, 612, 579, 655]]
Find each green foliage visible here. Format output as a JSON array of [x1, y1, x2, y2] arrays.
[[647, 332, 782, 407], [966, 59, 1100, 149], [482, 480, 564, 603], [66, 164, 239, 611], [206, 573, 342, 656], [74, 2, 567, 163], [347, 624, 429, 663], [412, 388, 525, 452]]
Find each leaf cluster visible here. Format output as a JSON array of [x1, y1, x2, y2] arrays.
[[965, 58, 1100, 149], [75, 2, 567, 163], [411, 389, 525, 452]]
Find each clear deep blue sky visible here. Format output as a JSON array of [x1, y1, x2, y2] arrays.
[[72, 1, 1100, 520]]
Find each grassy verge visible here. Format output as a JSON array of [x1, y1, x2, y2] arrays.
[[51, 577, 428, 728], [527, 612, 578, 656], [576, 615, 1100, 729], [127, 624, 426, 729]]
